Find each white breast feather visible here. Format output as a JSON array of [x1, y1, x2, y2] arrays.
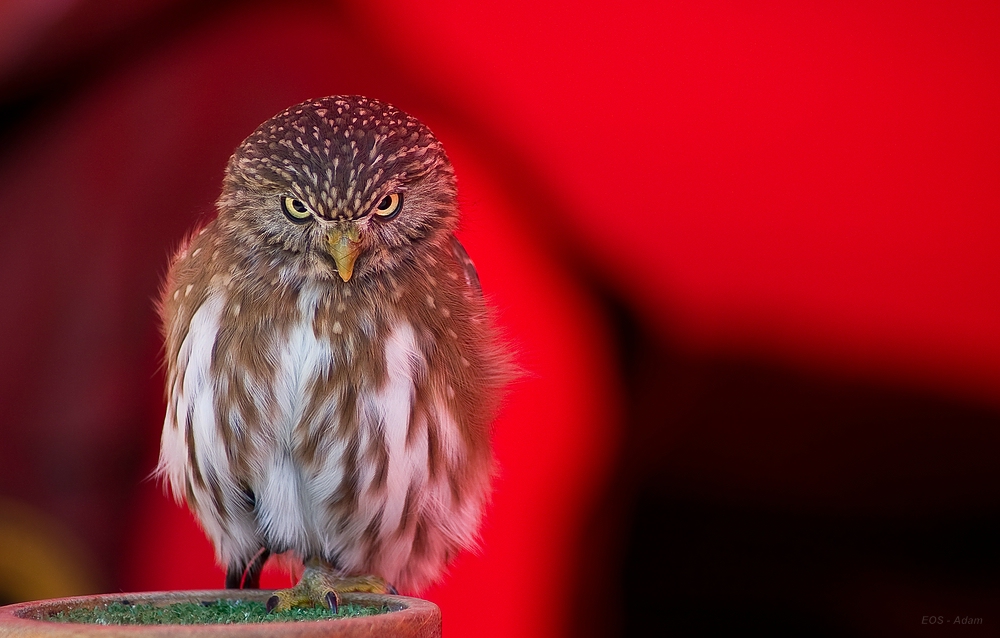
[[257, 285, 335, 555], [158, 292, 225, 500], [159, 292, 263, 565]]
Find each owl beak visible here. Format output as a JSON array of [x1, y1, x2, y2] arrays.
[[326, 225, 362, 282]]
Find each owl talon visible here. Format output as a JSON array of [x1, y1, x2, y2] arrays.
[[263, 565, 393, 613], [324, 591, 340, 613], [265, 595, 280, 614]]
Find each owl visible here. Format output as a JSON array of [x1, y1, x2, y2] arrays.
[[156, 96, 509, 611]]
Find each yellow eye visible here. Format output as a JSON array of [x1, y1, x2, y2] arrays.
[[281, 196, 314, 222], [374, 193, 403, 219]]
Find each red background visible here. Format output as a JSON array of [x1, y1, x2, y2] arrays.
[[0, 1, 997, 636]]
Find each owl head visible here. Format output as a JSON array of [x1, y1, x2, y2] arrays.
[[215, 96, 458, 282]]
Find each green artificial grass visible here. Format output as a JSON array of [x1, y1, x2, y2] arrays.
[[47, 599, 391, 625]]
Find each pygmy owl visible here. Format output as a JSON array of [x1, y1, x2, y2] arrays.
[[157, 96, 509, 611]]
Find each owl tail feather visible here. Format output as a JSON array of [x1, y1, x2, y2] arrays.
[[225, 547, 271, 589]]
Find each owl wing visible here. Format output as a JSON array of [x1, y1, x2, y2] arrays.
[[450, 235, 482, 297]]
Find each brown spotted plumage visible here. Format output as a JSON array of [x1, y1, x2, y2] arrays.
[[157, 96, 508, 607]]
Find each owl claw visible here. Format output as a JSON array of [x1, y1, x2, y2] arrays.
[[264, 565, 394, 613], [265, 595, 280, 614], [324, 591, 340, 613]]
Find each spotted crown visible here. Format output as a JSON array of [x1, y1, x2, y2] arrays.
[[228, 96, 450, 221]]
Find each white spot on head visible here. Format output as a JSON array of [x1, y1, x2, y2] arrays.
[[185, 284, 194, 297], [332, 321, 343, 334]]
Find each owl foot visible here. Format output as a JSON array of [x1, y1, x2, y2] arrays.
[[265, 564, 396, 614]]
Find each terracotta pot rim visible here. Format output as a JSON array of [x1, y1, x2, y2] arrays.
[[0, 589, 440, 637]]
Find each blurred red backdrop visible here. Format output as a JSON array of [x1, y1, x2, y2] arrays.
[[0, 1, 997, 636], [350, 0, 999, 403]]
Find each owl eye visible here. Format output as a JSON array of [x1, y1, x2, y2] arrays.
[[281, 196, 314, 223], [374, 193, 403, 219]]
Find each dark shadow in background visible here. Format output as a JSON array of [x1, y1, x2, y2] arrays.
[[580, 296, 1000, 637]]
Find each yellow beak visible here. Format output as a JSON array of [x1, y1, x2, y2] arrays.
[[326, 225, 362, 282]]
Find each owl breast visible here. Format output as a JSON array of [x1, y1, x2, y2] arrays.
[[159, 275, 490, 592]]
